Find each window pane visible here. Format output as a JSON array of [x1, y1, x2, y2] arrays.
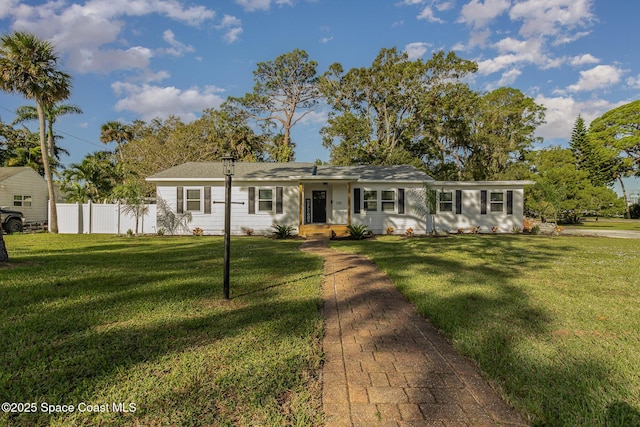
[[382, 201, 395, 212], [186, 201, 200, 211], [381, 190, 394, 200], [23, 196, 31, 207], [364, 190, 377, 200], [440, 192, 453, 202], [364, 201, 377, 211], [490, 203, 503, 212], [440, 202, 453, 212], [490, 192, 504, 202], [13, 195, 22, 207], [258, 201, 273, 211], [186, 189, 200, 199], [259, 189, 272, 199]]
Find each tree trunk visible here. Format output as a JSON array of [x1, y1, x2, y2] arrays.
[[0, 232, 8, 262], [618, 175, 632, 219], [37, 100, 58, 233]]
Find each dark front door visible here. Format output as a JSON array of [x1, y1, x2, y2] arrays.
[[312, 191, 327, 223]]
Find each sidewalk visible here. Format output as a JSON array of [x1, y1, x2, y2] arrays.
[[301, 238, 527, 427]]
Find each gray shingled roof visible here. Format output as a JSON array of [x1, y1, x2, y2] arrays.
[[146, 162, 433, 182]]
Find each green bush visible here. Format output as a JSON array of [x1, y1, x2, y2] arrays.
[[271, 224, 295, 239], [347, 224, 371, 240]]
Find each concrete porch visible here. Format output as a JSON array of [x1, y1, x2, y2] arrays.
[[299, 224, 349, 238]]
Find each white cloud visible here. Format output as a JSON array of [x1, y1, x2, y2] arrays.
[[111, 82, 225, 121], [161, 29, 195, 57], [567, 65, 624, 92], [509, 0, 594, 41], [497, 68, 522, 86], [235, 0, 293, 12], [627, 74, 640, 89], [216, 14, 243, 43], [417, 6, 444, 23], [458, 0, 510, 29], [534, 94, 623, 140], [320, 36, 333, 44], [570, 54, 599, 66], [4, 0, 214, 73], [67, 46, 154, 74], [404, 42, 430, 59]]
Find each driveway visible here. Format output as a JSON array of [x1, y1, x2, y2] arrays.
[[561, 228, 640, 239]]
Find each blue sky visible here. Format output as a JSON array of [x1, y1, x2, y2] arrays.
[[0, 0, 638, 197]]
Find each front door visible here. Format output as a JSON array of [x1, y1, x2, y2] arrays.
[[312, 191, 327, 223]]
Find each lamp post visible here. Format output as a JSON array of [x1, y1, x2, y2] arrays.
[[222, 154, 235, 300]]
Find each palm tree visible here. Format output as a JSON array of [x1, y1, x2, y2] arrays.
[[13, 102, 82, 159], [0, 31, 72, 233], [100, 121, 132, 162]]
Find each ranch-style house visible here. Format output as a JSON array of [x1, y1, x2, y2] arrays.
[[146, 162, 532, 236]]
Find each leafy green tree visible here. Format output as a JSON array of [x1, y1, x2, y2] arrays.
[[569, 114, 589, 169], [0, 31, 72, 233], [100, 120, 132, 162], [122, 109, 265, 194], [13, 102, 81, 159], [319, 48, 478, 168], [526, 147, 623, 223], [112, 181, 148, 236], [467, 88, 545, 180], [589, 100, 640, 218], [228, 49, 320, 161], [61, 151, 119, 202]]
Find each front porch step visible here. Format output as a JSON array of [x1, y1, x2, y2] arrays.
[[299, 224, 349, 238]]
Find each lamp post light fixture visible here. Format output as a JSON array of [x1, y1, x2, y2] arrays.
[[222, 154, 235, 300]]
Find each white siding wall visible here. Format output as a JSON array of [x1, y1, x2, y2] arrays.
[[156, 182, 300, 235], [350, 185, 428, 234], [434, 187, 525, 232], [0, 169, 48, 222]]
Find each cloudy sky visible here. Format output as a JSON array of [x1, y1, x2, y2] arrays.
[[0, 0, 638, 193]]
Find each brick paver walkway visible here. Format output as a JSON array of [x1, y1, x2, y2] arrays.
[[301, 238, 527, 427]]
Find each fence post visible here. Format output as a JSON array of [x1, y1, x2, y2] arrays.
[[117, 202, 121, 235], [77, 202, 82, 234], [88, 200, 93, 234]]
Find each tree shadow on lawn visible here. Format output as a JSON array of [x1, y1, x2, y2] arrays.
[[0, 237, 323, 425], [332, 236, 638, 426]]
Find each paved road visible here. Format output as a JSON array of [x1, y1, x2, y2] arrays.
[[561, 228, 640, 239]]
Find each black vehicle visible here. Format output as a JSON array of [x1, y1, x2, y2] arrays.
[[0, 207, 25, 233]]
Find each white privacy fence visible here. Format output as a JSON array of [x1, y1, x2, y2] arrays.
[[54, 202, 157, 234]]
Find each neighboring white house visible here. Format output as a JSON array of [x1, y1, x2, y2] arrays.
[[0, 167, 49, 223], [146, 162, 532, 236]]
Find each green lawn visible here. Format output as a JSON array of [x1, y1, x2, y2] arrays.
[[0, 234, 324, 426], [332, 235, 640, 427]]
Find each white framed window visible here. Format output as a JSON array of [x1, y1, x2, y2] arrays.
[[258, 188, 273, 211], [381, 190, 395, 212], [13, 195, 32, 207], [490, 192, 504, 212], [439, 191, 453, 212], [185, 188, 202, 212], [364, 190, 377, 211]]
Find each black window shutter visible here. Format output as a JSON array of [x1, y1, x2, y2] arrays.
[[398, 188, 405, 214], [455, 190, 462, 215], [276, 187, 283, 214], [204, 187, 211, 214], [480, 190, 487, 215], [354, 188, 361, 214], [177, 187, 183, 214], [507, 190, 513, 215], [248, 187, 255, 214]]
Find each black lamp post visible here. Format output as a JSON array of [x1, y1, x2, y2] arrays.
[[222, 154, 235, 299]]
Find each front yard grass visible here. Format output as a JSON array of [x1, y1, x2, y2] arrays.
[[1, 234, 324, 426], [332, 235, 640, 427]]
